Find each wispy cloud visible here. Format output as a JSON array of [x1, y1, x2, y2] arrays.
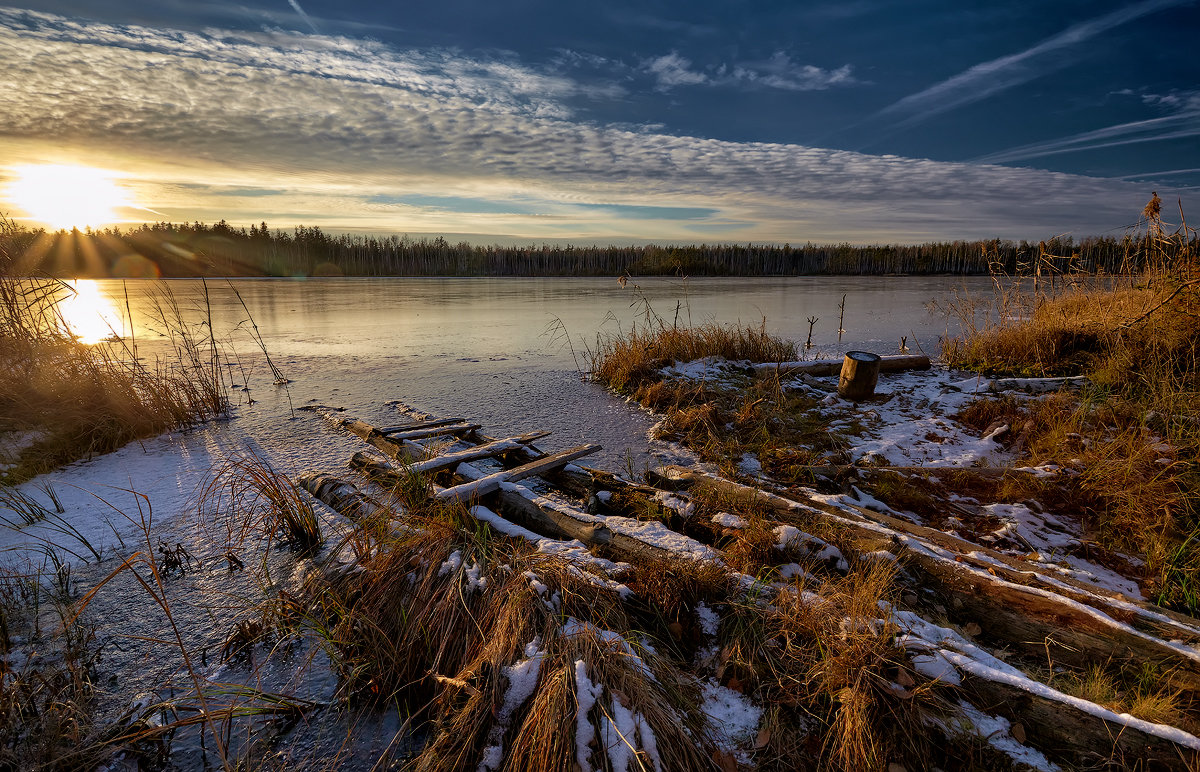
[[286, 0, 319, 33], [0, 8, 1159, 242], [642, 50, 856, 93], [876, 0, 1191, 128], [975, 90, 1200, 164]]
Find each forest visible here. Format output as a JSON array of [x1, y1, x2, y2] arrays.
[[0, 218, 1185, 278]]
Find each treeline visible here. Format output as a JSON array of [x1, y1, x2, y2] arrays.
[[0, 219, 1187, 278]]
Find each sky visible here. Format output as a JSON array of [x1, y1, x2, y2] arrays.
[[0, 0, 1196, 244]]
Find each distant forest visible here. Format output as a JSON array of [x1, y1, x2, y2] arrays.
[[0, 219, 1180, 278]]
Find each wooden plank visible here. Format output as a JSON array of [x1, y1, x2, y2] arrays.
[[409, 432, 551, 474], [379, 422, 480, 442], [435, 444, 601, 505], [378, 417, 467, 434]]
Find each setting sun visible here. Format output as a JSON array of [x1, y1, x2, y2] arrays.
[[7, 163, 129, 230]]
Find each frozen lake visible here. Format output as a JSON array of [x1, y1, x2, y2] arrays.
[[3, 274, 988, 563]]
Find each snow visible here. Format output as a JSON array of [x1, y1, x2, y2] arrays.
[[438, 550, 463, 577], [952, 701, 1060, 772], [464, 560, 488, 591], [696, 601, 719, 637], [772, 525, 849, 572], [979, 502, 1142, 598], [911, 650, 961, 685], [711, 511, 748, 529], [602, 515, 723, 563], [736, 452, 762, 476], [652, 490, 696, 519], [634, 713, 663, 772], [476, 745, 504, 772], [600, 700, 638, 772], [499, 637, 545, 723], [574, 659, 602, 771], [700, 680, 762, 751]]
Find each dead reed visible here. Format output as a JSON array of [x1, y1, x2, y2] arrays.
[[591, 320, 797, 394], [940, 195, 1200, 611], [0, 273, 227, 484]]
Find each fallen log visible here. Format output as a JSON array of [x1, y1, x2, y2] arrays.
[[656, 466, 1200, 696], [377, 417, 468, 434], [751, 354, 930, 378], [408, 432, 550, 475]]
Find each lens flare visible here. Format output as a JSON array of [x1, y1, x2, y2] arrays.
[[58, 280, 125, 344]]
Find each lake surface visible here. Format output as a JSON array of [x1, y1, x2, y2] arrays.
[[8, 275, 992, 565], [98, 275, 982, 468], [3, 275, 993, 768]]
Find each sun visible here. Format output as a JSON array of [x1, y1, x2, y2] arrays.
[[7, 164, 129, 230]]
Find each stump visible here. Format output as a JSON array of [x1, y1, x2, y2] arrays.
[[838, 351, 881, 401]]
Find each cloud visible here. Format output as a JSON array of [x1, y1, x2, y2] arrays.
[[286, 0, 319, 33], [875, 0, 1192, 129], [643, 52, 709, 90], [975, 90, 1200, 164], [642, 50, 857, 93], [0, 8, 1163, 242]]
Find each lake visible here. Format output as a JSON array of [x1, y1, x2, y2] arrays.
[[7, 274, 989, 563]]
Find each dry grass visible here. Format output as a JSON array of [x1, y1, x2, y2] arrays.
[[591, 320, 797, 393], [939, 197, 1200, 611], [0, 275, 226, 484], [200, 453, 323, 553], [0, 563, 105, 770]]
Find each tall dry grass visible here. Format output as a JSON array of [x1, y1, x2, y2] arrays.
[[941, 195, 1200, 611], [0, 220, 227, 483], [591, 320, 797, 394]]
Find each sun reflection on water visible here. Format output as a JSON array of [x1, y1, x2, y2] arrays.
[[59, 280, 125, 344]]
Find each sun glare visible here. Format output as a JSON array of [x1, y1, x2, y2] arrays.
[[58, 280, 125, 344], [7, 164, 129, 230]]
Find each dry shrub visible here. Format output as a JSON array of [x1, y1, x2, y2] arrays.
[[317, 506, 724, 772], [727, 561, 943, 772]]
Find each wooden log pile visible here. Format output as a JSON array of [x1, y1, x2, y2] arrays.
[[298, 403, 1200, 770]]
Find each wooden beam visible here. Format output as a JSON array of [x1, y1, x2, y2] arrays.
[[436, 444, 601, 504]]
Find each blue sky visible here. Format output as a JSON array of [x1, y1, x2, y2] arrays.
[[0, 0, 1195, 243]]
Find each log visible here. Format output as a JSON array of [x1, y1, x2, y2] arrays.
[[837, 351, 882, 401], [435, 445, 601, 504], [751, 354, 930, 378], [656, 467, 1200, 694], [407, 432, 551, 475], [296, 471, 386, 520], [371, 421, 480, 442], [377, 417, 467, 434]]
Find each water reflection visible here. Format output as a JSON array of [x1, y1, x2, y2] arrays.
[[59, 279, 125, 343]]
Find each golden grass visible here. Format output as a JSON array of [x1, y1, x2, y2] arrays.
[[0, 276, 226, 484], [591, 320, 797, 393], [200, 453, 323, 553], [939, 200, 1200, 611]]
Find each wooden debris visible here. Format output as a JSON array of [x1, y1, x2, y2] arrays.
[[304, 401, 1200, 769]]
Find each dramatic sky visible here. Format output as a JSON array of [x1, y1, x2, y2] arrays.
[[0, 0, 1196, 243]]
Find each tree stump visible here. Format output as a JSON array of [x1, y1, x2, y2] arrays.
[[838, 351, 881, 401]]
